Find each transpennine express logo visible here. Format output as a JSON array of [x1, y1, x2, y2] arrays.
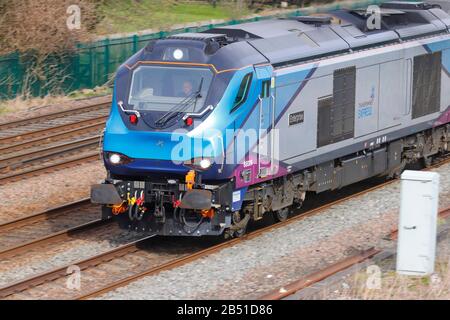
[[358, 86, 376, 119]]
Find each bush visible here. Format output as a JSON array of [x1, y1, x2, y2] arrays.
[[0, 0, 99, 98], [0, 0, 97, 55]]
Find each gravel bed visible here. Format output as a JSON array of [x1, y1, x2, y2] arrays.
[[0, 224, 146, 287], [0, 161, 105, 223], [97, 162, 450, 300], [6, 237, 218, 300], [0, 95, 109, 223], [312, 225, 450, 300]]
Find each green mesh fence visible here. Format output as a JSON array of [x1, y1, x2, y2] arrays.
[[0, 0, 384, 100]]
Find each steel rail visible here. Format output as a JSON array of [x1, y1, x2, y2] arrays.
[[0, 179, 394, 300], [75, 182, 398, 299], [258, 248, 381, 300], [0, 235, 153, 299], [0, 135, 101, 169], [1, 155, 448, 299], [0, 219, 109, 261], [0, 102, 110, 131], [0, 198, 91, 233], [0, 121, 105, 154], [0, 152, 100, 185], [0, 101, 107, 183], [0, 116, 107, 146], [76, 157, 450, 299], [260, 206, 450, 300]]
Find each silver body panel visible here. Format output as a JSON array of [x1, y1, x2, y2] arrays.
[[270, 33, 450, 170]]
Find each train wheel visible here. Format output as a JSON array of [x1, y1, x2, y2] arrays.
[[389, 159, 407, 179], [422, 156, 433, 168], [229, 211, 249, 238], [273, 207, 289, 222]]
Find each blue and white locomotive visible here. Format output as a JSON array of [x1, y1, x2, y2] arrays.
[[91, 2, 450, 237]]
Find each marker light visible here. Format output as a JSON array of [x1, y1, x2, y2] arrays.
[[184, 117, 193, 126], [173, 49, 184, 60], [129, 114, 138, 125]]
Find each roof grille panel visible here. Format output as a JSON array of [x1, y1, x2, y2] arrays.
[[295, 16, 333, 26]]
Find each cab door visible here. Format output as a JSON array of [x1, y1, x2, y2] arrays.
[[255, 66, 275, 179], [379, 59, 404, 129]]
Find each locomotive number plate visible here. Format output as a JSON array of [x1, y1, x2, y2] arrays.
[[288, 111, 304, 126]]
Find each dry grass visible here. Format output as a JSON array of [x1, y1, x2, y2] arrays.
[[327, 260, 450, 300], [0, 95, 70, 116], [0, 86, 111, 116]]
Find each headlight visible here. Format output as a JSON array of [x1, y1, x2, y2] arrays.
[[109, 154, 121, 164], [173, 48, 184, 60], [199, 158, 212, 170], [105, 152, 133, 166], [184, 157, 213, 171]]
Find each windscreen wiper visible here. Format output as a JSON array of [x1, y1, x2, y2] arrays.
[[155, 78, 204, 127], [154, 92, 200, 127]]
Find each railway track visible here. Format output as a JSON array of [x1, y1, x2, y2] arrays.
[[0, 179, 397, 299], [0, 136, 101, 170], [0, 152, 101, 185], [0, 101, 109, 184], [0, 120, 105, 154], [0, 102, 109, 141], [0, 200, 105, 260], [1, 156, 447, 300], [258, 206, 450, 300], [0, 186, 388, 299]]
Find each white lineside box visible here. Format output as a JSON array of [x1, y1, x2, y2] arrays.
[[396, 170, 440, 276]]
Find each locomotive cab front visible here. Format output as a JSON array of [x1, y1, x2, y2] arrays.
[[124, 63, 215, 129], [91, 33, 268, 237]]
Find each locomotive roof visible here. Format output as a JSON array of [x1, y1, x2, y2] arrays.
[[200, 1, 450, 66], [127, 1, 450, 74], [425, 0, 450, 14]]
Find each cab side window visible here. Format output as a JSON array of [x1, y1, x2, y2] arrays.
[[231, 73, 252, 113], [261, 80, 270, 98]]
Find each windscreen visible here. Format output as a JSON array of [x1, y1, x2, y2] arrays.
[[128, 65, 213, 112]]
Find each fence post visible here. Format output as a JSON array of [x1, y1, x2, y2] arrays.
[[133, 35, 138, 53], [15, 52, 22, 98], [104, 39, 110, 84], [74, 44, 81, 91], [89, 45, 95, 88]]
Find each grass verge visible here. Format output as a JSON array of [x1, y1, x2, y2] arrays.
[[95, 0, 250, 35]]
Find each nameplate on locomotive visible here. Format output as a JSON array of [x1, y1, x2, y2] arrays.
[[288, 111, 304, 126]]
